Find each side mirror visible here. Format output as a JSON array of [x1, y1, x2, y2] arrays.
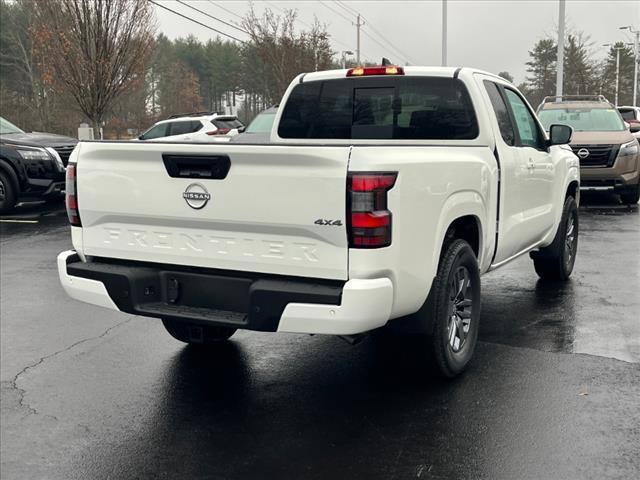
[[548, 124, 572, 146], [629, 123, 640, 133]]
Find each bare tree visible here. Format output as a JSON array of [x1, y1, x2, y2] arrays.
[[242, 8, 333, 104], [0, 0, 53, 130], [32, 0, 156, 135]]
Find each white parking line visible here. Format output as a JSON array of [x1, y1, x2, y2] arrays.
[[0, 219, 39, 223]]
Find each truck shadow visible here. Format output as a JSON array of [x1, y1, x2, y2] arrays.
[[98, 333, 488, 479]]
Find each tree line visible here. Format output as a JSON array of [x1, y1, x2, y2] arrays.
[[0, 0, 637, 139], [516, 32, 635, 108], [0, 0, 335, 138]]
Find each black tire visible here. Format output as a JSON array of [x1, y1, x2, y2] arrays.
[[161, 318, 236, 345], [0, 170, 17, 214], [429, 239, 481, 378], [531, 195, 578, 281], [620, 185, 640, 205]]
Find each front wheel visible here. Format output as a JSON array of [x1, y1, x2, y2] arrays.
[[0, 170, 17, 214], [620, 185, 640, 205], [429, 239, 481, 378], [531, 195, 578, 281], [161, 318, 237, 345]]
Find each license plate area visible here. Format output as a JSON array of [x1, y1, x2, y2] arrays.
[[159, 271, 251, 313]]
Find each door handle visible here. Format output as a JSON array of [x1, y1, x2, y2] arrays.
[[527, 158, 535, 170]]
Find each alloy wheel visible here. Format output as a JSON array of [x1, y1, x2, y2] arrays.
[[564, 213, 577, 267], [447, 266, 473, 353]]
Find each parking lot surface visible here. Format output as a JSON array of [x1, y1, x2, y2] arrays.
[[1, 196, 639, 480]]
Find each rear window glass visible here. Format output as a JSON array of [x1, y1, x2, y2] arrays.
[[278, 76, 479, 140], [214, 118, 244, 129], [619, 109, 636, 121]]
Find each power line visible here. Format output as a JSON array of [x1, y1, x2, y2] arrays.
[[149, 0, 246, 43], [263, 1, 366, 60], [361, 29, 408, 64], [264, 1, 314, 29], [362, 20, 417, 64], [207, 1, 244, 21], [176, 0, 248, 35], [334, 0, 358, 16], [329, 1, 416, 64], [319, 0, 353, 24], [328, 0, 413, 63], [317, 1, 374, 60]]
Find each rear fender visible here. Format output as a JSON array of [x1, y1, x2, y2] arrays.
[[431, 191, 487, 281]]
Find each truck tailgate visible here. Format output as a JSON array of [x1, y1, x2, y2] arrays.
[[76, 142, 350, 280]]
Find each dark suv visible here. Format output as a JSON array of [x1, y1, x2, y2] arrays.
[[0, 117, 77, 213]]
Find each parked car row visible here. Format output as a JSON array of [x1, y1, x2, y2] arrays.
[[1, 88, 639, 215]]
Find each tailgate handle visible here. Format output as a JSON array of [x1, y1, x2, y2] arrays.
[[162, 154, 230, 179]]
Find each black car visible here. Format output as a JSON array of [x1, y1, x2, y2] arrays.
[[0, 117, 77, 213]]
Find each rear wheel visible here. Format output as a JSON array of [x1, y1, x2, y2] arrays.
[[0, 170, 17, 214], [162, 318, 236, 345], [531, 195, 578, 281], [429, 239, 481, 378], [620, 185, 640, 205]]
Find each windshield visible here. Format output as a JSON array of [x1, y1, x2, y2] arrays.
[[247, 112, 276, 133], [538, 107, 625, 132], [0, 117, 25, 134], [279, 76, 478, 140]]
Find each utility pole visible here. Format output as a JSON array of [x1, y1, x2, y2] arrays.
[[621, 26, 639, 106], [555, 0, 565, 100], [353, 14, 364, 64], [441, 0, 447, 66]]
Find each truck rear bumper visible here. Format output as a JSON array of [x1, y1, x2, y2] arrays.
[[57, 250, 393, 335]]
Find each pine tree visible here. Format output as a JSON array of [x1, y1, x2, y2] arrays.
[[498, 71, 514, 83], [525, 39, 557, 106], [600, 42, 635, 106], [563, 34, 596, 96]]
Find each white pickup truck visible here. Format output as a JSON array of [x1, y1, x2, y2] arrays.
[[58, 66, 580, 377]]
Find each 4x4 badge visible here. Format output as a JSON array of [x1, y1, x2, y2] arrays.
[[183, 183, 211, 209]]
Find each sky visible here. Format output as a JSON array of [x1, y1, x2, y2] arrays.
[[153, 0, 640, 84]]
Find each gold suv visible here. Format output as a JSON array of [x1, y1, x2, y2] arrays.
[[537, 95, 640, 204]]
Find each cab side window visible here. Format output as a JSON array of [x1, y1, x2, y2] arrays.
[[483, 80, 515, 146], [504, 89, 545, 149]]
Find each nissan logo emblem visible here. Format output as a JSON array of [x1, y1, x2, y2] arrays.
[[183, 183, 210, 209], [577, 148, 590, 159]]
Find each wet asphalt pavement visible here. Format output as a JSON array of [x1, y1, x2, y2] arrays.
[[1, 196, 639, 480]]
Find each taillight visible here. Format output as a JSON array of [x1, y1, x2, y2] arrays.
[[347, 172, 397, 248], [206, 128, 231, 136], [346, 66, 404, 77], [66, 164, 81, 226]]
